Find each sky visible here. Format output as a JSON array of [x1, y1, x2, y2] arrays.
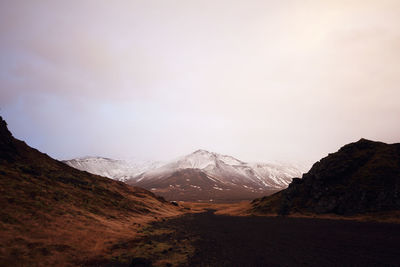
[[1, 0, 400, 166]]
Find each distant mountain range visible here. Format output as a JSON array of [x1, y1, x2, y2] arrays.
[[63, 157, 164, 182], [65, 150, 306, 202]]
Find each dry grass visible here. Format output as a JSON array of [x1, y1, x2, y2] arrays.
[[0, 195, 183, 266], [178, 201, 252, 216], [0, 122, 184, 266], [179, 201, 400, 224]]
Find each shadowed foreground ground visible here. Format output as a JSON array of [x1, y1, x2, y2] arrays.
[[147, 210, 400, 267]]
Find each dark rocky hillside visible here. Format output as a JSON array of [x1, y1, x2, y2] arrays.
[[0, 116, 181, 266], [252, 139, 400, 215]]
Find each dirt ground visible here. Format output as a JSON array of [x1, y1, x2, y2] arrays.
[[139, 208, 400, 267]]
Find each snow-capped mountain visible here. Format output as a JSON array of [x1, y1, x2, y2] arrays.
[[63, 157, 163, 182], [126, 150, 306, 202], [64, 150, 307, 201]]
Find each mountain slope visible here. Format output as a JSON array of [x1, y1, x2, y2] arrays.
[[127, 150, 304, 202], [0, 117, 181, 266], [252, 139, 400, 215]]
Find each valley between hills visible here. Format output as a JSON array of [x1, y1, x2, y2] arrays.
[[1, 115, 400, 266]]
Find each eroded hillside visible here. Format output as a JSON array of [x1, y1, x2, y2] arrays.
[[0, 117, 182, 266]]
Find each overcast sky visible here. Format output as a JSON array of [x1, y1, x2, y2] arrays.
[[1, 0, 400, 165]]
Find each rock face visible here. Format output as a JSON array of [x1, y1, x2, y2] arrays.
[[0, 118, 17, 161], [253, 139, 400, 215]]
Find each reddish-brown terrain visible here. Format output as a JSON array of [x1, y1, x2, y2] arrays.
[[0, 117, 182, 266]]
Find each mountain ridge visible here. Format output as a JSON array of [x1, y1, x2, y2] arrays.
[[65, 149, 305, 202], [126, 149, 304, 202]]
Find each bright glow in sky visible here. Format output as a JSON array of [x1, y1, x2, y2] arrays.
[[1, 0, 400, 165]]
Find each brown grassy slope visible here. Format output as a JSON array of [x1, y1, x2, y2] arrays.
[[252, 139, 400, 217], [0, 117, 182, 266]]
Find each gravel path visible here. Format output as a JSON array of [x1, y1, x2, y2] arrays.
[[152, 210, 400, 267]]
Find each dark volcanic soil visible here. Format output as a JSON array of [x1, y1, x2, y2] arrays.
[[149, 210, 400, 267]]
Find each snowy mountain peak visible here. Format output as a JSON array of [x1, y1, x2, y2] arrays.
[[171, 149, 244, 170], [193, 149, 211, 154], [65, 150, 307, 202], [172, 150, 216, 170], [188, 149, 217, 160], [126, 150, 306, 201]]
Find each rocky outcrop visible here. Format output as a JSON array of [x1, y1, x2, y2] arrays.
[[0, 117, 17, 161], [253, 139, 400, 215]]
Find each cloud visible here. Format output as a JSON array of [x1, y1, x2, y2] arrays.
[[1, 0, 400, 164]]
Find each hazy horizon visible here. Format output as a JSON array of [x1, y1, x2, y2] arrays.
[[1, 0, 400, 165]]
